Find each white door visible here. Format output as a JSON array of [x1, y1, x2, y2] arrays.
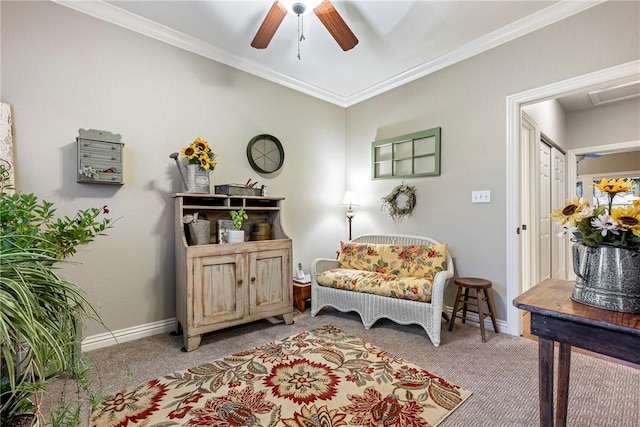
[[551, 148, 566, 279], [538, 142, 551, 283], [519, 113, 537, 292], [521, 112, 567, 295]]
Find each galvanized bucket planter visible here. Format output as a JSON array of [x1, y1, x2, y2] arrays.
[[572, 243, 640, 313], [185, 164, 210, 193]]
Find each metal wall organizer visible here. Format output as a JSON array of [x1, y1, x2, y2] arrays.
[[77, 129, 124, 184]]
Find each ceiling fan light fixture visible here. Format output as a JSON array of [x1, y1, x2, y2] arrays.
[[280, 1, 322, 14], [291, 3, 306, 15]]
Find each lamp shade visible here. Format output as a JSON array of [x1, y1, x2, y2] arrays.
[[342, 191, 359, 207]]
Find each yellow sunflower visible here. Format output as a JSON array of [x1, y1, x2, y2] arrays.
[[197, 156, 216, 170], [593, 178, 635, 195], [550, 197, 589, 225], [180, 145, 197, 160], [193, 137, 209, 152], [611, 205, 640, 237]]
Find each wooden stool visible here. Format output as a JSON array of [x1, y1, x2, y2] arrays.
[[448, 277, 499, 342]]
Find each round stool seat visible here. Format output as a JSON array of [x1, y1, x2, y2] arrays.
[[449, 277, 498, 342], [454, 277, 492, 289]]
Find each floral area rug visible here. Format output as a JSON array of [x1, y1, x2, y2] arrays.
[[91, 325, 471, 426]]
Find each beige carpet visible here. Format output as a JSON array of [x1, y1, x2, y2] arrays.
[[43, 309, 639, 426]]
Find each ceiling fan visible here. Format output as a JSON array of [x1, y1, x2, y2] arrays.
[[251, 0, 358, 51]]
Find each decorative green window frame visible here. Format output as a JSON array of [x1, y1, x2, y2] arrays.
[[372, 127, 441, 180]]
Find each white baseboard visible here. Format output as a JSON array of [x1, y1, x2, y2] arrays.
[[81, 308, 510, 353], [81, 318, 176, 352], [445, 305, 508, 333]]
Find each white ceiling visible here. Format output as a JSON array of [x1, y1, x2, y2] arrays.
[[55, 0, 604, 107]]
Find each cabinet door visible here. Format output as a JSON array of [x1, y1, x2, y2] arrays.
[[248, 248, 290, 313], [193, 253, 245, 327]]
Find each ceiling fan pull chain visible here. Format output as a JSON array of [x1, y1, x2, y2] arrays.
[[297, 14, 306, 60]]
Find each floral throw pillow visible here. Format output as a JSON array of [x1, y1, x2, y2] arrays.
[[338, 241, 448, 282]]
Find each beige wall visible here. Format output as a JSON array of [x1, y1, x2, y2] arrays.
[[522, 99, 567, 147], [578, 151, 640, 175], [567, 98, 640, 150], [2, 1, 639, 337], [345, 1, 639, 320], [1, 1, 347, 336]]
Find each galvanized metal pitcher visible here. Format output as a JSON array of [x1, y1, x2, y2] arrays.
[[572, 243, 640, 313]]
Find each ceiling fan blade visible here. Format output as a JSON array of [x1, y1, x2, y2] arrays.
[[314, 0, 358, 51], [251, 1, 287, 49]]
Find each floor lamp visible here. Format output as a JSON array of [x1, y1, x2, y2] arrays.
[[342, 191, 359, 240]]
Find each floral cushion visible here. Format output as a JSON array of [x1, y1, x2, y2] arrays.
[[337, 241, 448, 283], [316, 269, 433, 302]]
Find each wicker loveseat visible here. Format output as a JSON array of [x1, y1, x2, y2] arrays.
[[310, 234, 454, 346]]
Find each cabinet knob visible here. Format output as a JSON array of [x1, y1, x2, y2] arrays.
[[251, 277, 256, 283], [237, 279, 243, 286]]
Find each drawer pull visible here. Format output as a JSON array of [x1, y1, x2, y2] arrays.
[[238, 279, 243, 286], [251, 277, 256, 283]]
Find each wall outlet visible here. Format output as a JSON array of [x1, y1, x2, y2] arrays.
[[472, 190, 491, 203]]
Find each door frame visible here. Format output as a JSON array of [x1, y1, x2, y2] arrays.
[[505, 60, 639, 337]]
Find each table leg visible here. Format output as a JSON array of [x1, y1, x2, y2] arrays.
[[556, 342, 571, 427], [539, 337, 555, 427]]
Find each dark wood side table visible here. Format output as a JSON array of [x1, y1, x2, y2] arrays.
[[293, 282, 311, 313], [513, 278, 640, 427]]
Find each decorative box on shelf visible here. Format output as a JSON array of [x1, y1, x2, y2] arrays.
[[77, 128, 124, 184], [215, 184, 261, 196]]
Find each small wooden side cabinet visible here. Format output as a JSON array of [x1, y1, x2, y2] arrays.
[[174, 193, 294, 351], [293, 282, 311, 312]]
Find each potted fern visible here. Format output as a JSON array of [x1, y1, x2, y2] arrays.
[[0, 165, 113, 426], [228, 208, 248, 243]]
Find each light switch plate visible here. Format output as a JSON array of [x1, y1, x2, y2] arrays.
[[472, 190, 491, 203]]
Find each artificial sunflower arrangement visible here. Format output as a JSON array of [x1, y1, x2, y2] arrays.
[[180, 137, 217, 171], [551, 178, 640, 249]]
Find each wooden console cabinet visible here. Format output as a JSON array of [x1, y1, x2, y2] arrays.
[[174, 193, 293, 351]]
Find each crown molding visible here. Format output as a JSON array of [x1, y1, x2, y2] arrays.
[[344, 0, 606, 106], [53, 0, 604, 108]]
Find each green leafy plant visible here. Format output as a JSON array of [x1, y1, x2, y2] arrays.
[[229, 208, 248, 230], [0, 165, 114, 426]]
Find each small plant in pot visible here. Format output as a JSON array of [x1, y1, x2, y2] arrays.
[[0, 165, 113, 426], [228, 208, 248, 243]]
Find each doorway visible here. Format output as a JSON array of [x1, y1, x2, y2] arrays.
[[519, 114, 567, 294], [505, 60, 640, 337]]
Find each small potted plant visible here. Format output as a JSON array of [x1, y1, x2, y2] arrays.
[[228, 208, 248, 243]]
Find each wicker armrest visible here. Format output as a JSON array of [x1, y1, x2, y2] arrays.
[[311, 258, 340, 277]]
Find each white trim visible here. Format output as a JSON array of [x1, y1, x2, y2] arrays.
[[52, 0, 603, 108], [506, 60, 640, 337], [345, 0, 604, 106], [81, 318, 175, 352]]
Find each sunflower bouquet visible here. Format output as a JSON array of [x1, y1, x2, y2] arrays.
[[180, 137, 217, 171], [551, 178, 640, 249]]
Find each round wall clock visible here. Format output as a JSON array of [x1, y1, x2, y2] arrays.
[[246, 134, 285, 174]]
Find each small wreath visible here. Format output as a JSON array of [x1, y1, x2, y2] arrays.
[[381, 183, 417, 221]]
